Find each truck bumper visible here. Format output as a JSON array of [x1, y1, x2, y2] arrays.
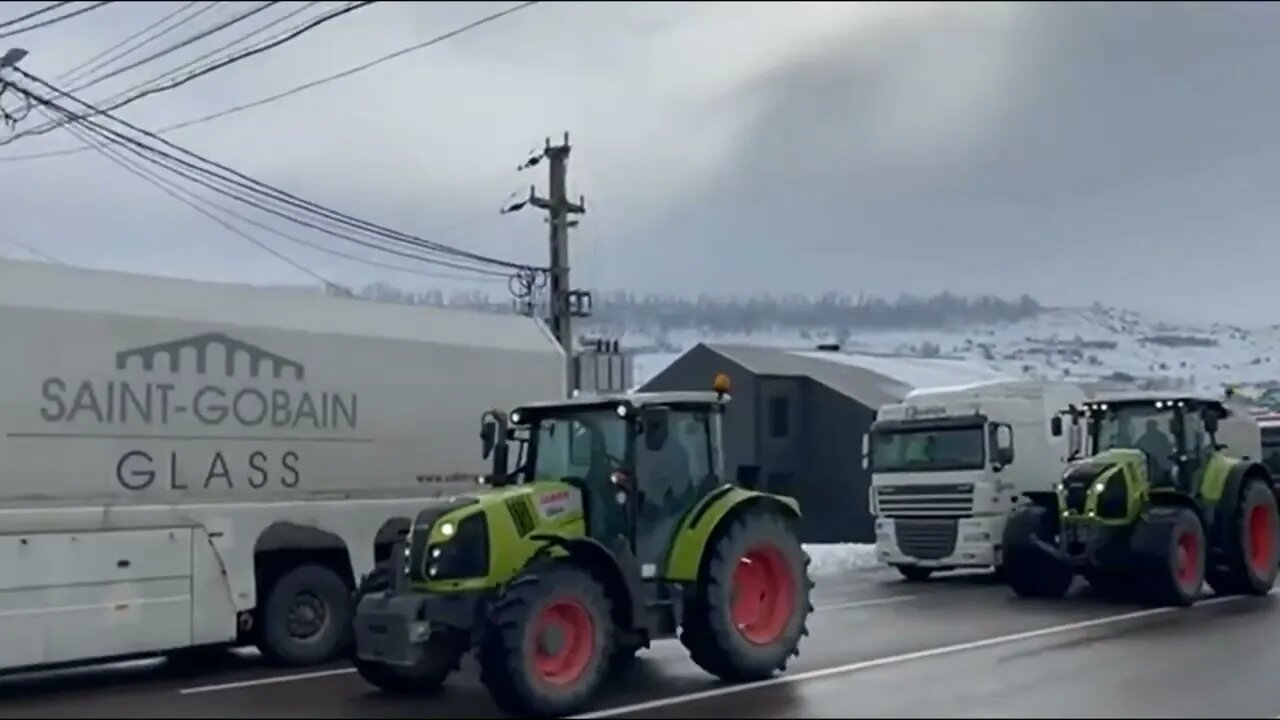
[[875, 516, 1003, 569], [353, 591, 481, 667]]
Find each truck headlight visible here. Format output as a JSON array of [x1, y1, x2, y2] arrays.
[[962, 531, 991, 543]]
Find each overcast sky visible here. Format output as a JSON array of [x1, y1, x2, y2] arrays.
[[0, 1, 1277, 325]]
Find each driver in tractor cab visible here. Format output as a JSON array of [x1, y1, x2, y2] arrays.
[[1135, 418, 1176, 482], [637, 410, 694, 517]]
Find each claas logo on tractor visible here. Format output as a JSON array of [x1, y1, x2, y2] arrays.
[[350, 389, 813, 717]]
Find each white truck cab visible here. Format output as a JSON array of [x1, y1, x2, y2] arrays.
[[1255, 412, 1280, 478], [863, 379, 1089, 581]]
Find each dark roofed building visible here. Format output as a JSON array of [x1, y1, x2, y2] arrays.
[[639, 343, 918, 544]]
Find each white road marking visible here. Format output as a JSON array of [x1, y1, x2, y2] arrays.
[[179, 668, 357, 695], [570, 592, 1267, 719], [175, 595, 921, 695]]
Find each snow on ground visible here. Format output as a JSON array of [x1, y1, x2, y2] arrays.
[[803, 543, 882, 576], [623, 305, 1280, 400]]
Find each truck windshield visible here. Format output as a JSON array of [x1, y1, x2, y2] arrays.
[[870, 426, 986, 473], [529, 409, 629, 483]]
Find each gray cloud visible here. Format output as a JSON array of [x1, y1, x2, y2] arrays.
[[0, 2, 1277, 325]]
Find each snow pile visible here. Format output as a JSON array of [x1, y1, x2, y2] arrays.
[[803, 543, 882, 576]]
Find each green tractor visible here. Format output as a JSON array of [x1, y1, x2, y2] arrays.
[[1003, 392, 1280, 606], [350, 376, 814, 716]]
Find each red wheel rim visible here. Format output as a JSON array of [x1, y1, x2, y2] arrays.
[[1246, 504, 1276, 574], [730, 544, 796, 645], [531, 597, 595, 686], [1174, 530, 1200, 590]]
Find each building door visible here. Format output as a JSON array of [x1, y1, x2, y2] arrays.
[[757, 377, 802, 498]]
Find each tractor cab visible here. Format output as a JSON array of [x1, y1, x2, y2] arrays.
[[481, 379, 731, 573], [1068, 394, 1236, 495]]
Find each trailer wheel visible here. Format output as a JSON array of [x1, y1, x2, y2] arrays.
[[258, 563, 352, 666], [1003, 504, 1073, 599], [680, 508, 813, 683], [1207, 477, 1280, 596], [1131, 506, 1204, 607]]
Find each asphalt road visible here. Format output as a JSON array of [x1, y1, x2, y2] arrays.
[[3, 570, 1280, 719]]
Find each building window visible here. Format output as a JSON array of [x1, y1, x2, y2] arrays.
[[768, 396, 790, 438]]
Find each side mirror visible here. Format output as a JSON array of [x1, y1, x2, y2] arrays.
[[1204, 412, 1219, 435], [1050, 416, 1063, 437], [861, 433, 870, 470], [481, 420, 497, 459], [640, 406, 671, 452], [991, 424, 1014, 467]]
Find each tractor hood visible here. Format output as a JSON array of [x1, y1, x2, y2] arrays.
[[1059, 449, 1143, 519]]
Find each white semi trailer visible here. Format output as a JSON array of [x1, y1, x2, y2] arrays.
[[0, 258, 565, 673], [864, 379, 1088, 580]]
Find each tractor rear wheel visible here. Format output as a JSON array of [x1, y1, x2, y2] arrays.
[[350, 563, 463, 695], [680, 508, 813, 683], [1206, 477, 1280, 597], [1130, 506, 1205, 607], [1002, 504, 1073, 599], [478, 564, 614, 717]]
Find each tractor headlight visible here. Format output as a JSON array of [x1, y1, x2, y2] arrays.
[[423, 512, 489, 581]]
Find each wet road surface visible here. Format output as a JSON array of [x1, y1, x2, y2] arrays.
[[2, 569, 1279, 718]]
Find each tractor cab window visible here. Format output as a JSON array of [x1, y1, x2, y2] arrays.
[[529, 410, 628, 488], [1092, 405, 1179, 484], [635, 408, 715, 515]]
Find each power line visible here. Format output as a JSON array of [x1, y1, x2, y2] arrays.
[[9, 72, 537, 277], [80, 1, 322, 105], [1, 236, 65, 264], [68, 1, 280, 92], [0, 2, 75, 33], [0, 1, 368, 145], [48, 103, 509, 284], [47, 105, 346, 291], [55, 1, 205, 86], [0, 1, 114, 40], [0, 1, 539, 163]]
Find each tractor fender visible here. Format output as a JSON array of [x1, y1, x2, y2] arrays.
[[1207, 460, 1272, 553], [664, 485, 802, 583], [528, 534, 645, 632]]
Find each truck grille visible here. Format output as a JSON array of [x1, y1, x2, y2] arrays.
[[894, 519, 959, 560], [875, 483, 975, 518]]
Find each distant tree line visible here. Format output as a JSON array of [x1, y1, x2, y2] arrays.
[[333, 282, 1044, 333]]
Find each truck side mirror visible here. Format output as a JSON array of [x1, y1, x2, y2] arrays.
[[991, 424, 1014, 467], [861, 433, 870, 470], [1050, 416, 1063, 437]]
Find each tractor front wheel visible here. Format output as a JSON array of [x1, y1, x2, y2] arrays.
[[478, 564, 614, 717], [680, 509, 814, 683], [1206, 477, 1280, 597], [1002, 504, 1073, 599], [1131, 506, 1205, 607]]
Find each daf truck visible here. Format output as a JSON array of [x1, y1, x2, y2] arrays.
[[0, 258, 565, 674], [864, 379, 1088, 580]]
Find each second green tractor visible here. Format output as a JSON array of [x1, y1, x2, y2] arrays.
[[351, 376, 814, 716], [1003, 392, 1280, 606]]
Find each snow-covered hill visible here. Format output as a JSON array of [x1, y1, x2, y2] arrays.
[[627, 305, 1280, 401]]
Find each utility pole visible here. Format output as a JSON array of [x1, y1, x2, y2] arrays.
[[511, 132, 590, 396]]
